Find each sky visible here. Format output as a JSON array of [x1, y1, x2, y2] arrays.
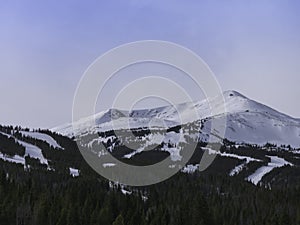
[[0, 0, 300, 128]]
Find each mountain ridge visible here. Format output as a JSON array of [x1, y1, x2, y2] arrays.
[[53, 90, 300, 147]]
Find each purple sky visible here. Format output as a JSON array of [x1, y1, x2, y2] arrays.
[[0, 0, 300, 128]]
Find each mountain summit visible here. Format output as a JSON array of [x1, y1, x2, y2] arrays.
[[53, 90, 300, 147]]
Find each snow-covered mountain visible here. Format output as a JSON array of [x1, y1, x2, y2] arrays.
[[1, 90, 300, 186], [53, 90, 300, 148]]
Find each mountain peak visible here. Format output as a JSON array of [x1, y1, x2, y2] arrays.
[[53, 89, 300, 148], [222, 90, 247, 99]]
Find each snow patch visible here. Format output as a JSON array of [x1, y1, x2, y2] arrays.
[[229, 163, 246, 176], [0, 153, 25, 165], [103, 163, 116, 168], [0, 131, 48, 165], [161, 146, 182, 161], [18, 140, 48, 165], [121, 188, 132, 195], [181, 164, 199, 174], [247, 156, 292, 185], [205, 147, 260, 163], [123, 131, 185, 160], [69, 168, 80, 177], [20, 131, 63, 149]]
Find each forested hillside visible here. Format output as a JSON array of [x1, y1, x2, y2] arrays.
[[0, 125, 299, 225]]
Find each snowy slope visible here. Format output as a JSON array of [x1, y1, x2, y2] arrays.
[[201, 91, 300, 147], [18, 140, 48, 165], [0, 152, 26, 165], [20, 131, 63, 149], [0, 131, 48, 166], [53, 90, 300, 148], [247, 156, 292, 185], [53, 110, 177, 137]]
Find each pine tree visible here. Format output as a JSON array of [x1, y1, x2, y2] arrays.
[[113, 214, 125, 225]]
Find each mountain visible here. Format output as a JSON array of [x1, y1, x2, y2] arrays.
[[47, 90, 300, 187], [1, 90, 299, 189], [53, 90, 300, 148]]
